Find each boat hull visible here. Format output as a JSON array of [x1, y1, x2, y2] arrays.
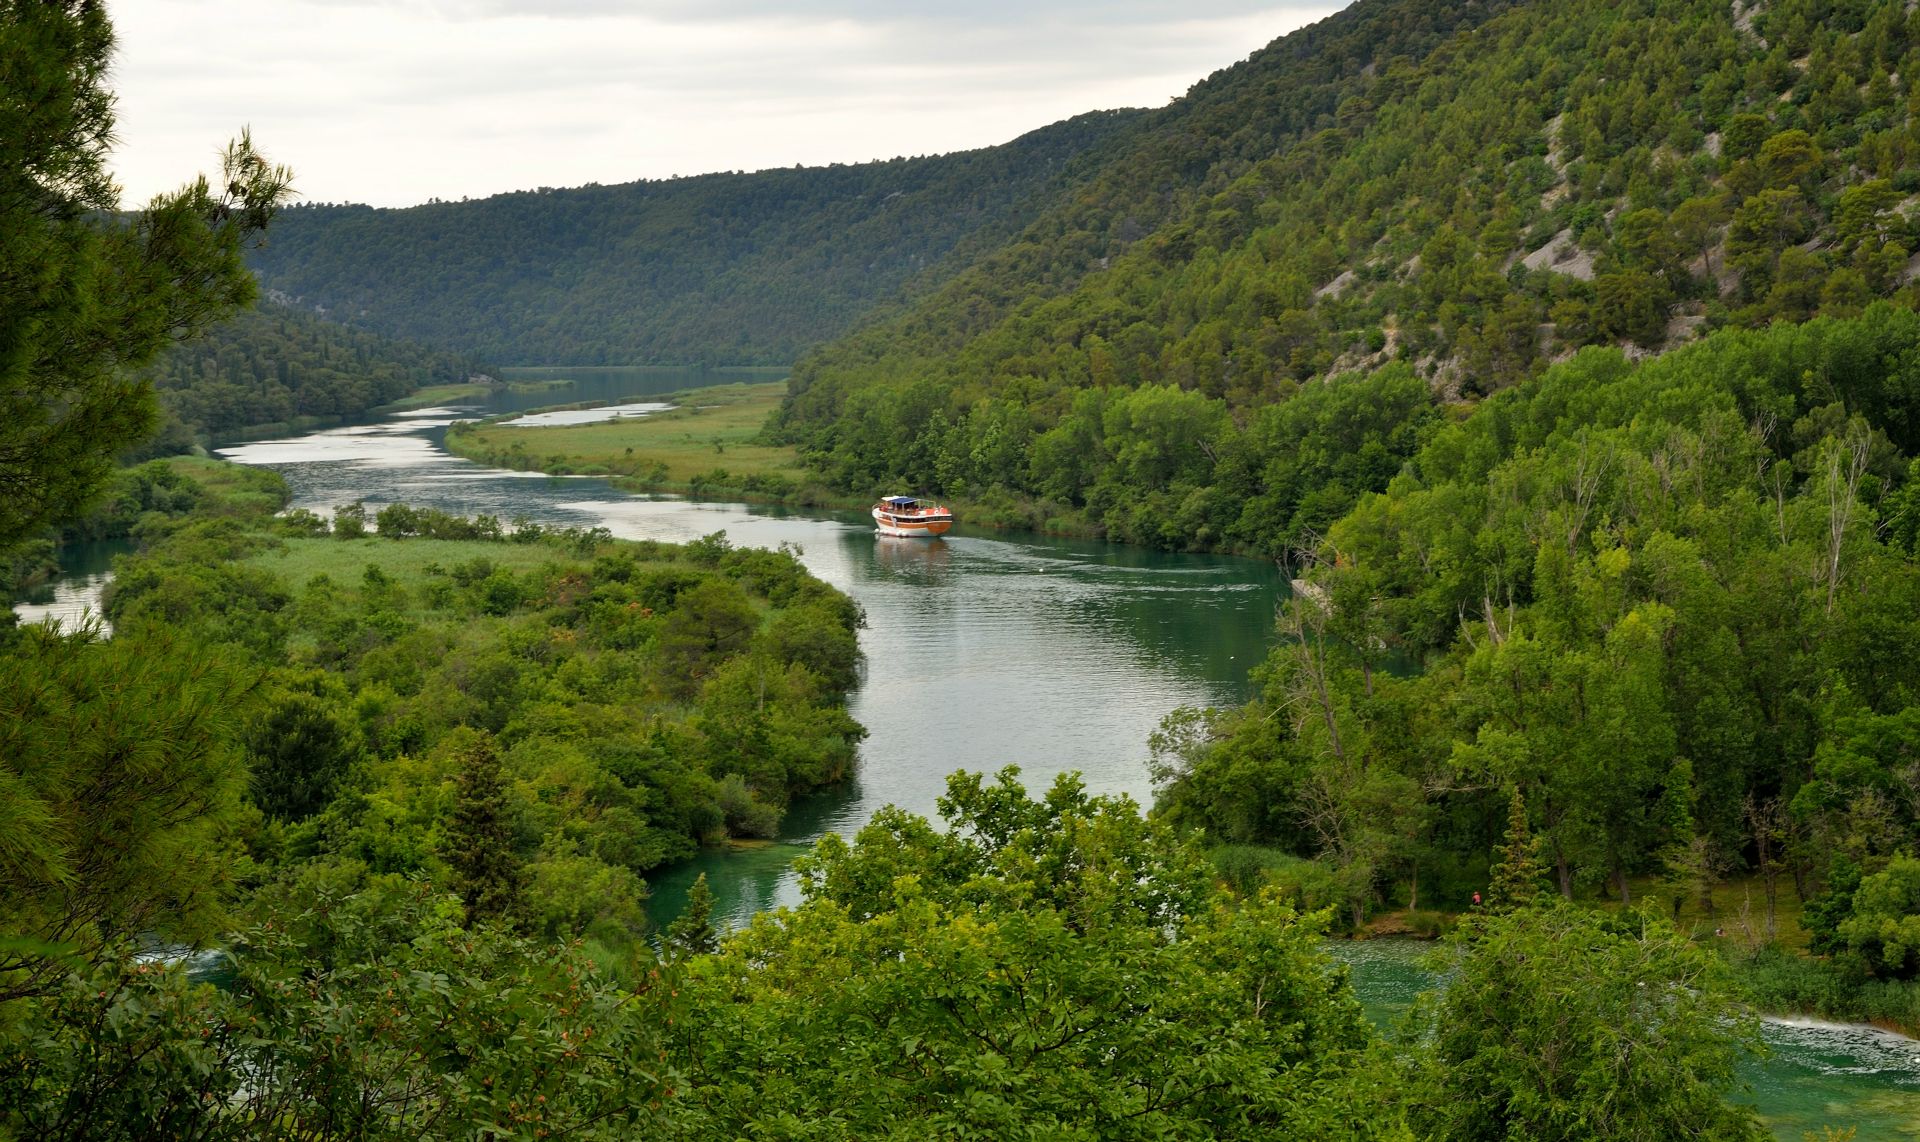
[[873, 509, 952, 537]]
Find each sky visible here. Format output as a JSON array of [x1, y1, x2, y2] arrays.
[[105, 0, 1339, 209]]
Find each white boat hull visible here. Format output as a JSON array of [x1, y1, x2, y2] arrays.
[[872, 505, 953, 537]]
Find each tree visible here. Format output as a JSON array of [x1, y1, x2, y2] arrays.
[[664, 872, 717, 957], [0, 626, 255, 1001], [673, 769, 1407, 1139], [0, 0, 292, 550], [1413, 903, 1766, 1141], [442, 732, 524, 925], [1835, 853, 1920, 980], [657, 577, 758, 684], [0, 877, 677, 1139], [245, 683, 364, 822], [1591, 269, 1670, 346], [1669, 194, 1729, 282], [1484, 786, 1545, 912]]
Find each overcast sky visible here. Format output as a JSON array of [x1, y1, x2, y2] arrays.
[[104, 0, 1338, 208]]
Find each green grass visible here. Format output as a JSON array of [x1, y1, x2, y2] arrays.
[[445, 382, 808, 486], [162, 455, 290, 512], [1589, 873, 1812, 951], [378, 382, 496, 411], [246, 536, 576, 594]]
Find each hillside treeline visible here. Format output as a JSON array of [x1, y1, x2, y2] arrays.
[[1155, 307, 1920, 1017], [243, 111, 1144, 366], [779, 0, 1920, 557], [139, 299, 487, 445]]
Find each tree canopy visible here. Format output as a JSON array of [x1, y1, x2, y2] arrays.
[[670, 769, 1408, 1139], [0, 0, 291, 549]]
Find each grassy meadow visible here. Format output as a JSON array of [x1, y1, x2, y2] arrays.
[[442, 382, 812, 495], [246, 535, 568, 601], [377, 382, 494, 411]]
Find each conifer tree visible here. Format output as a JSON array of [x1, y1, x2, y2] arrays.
[[1485, 786, 1546, 912], [443, 733, 523, 925], [0, 0, 292, 550], [665, 872, 718, 957]]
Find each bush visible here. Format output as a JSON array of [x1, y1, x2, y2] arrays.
[[714, 773, 781, 839], [1209, 844, 1346, 918]]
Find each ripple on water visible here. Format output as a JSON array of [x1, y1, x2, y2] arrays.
[[10, 573, 113, 634], [1742, 1017, 1920, 1140], [1762, 1016, 1920, 1085]]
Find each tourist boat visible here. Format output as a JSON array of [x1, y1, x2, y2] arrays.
[[872, 495, 953, 537]]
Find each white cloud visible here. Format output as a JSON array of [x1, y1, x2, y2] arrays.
[[106, 1, 1339, 207]]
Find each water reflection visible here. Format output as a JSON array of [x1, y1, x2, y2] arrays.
[[495, 402, 671, 428], [9, 539, 128, 633], [867, 534, 954, 584]]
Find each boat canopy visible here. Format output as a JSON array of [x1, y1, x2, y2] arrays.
[[882, 496, 918, 506]]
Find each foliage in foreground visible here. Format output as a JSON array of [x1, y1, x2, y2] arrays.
[[0, 878, 678, 1141], [1411, 902, 1766, 1142], [0, 0, 291, 551], [0, 624, 254, 1004], [1, 768, 1785, 1140], [670, 769, 1410, 1140]]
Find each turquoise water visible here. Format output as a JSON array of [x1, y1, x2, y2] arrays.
[[1327, 939, 1920, 1140]]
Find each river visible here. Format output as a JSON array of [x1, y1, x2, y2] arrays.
[[17, 369, 1920, 1137], [213, 370, 1285, 927]]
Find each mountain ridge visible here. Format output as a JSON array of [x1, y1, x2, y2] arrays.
[[244, 108, 1148, 365]]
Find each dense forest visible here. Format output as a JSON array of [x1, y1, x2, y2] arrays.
[[1152, 309, 1920, 1021], [6, 0, 1917, 1135], [777, 0, 1920, 555], [242, 110, 1144, 365], [79, 472, 866, 957], [1, 472, 1771, 1136], [138, 299, 488, 446]]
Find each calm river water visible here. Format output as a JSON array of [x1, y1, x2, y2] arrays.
[[19, 368, 1920, 1137], [213, 370, 1285, 926]]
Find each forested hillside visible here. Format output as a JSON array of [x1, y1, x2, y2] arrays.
[[243, 110, 1144, 365], [140, 299, 487, 445], [1155, 305, 1920, 1023], [780, 0, 1920, 556]]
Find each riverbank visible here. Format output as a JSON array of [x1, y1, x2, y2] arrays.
[[437, 383, 1213, 547], [442, 382, 829, 501], [373, 376, 572, 414], [1345, 875, 1920, 1039]]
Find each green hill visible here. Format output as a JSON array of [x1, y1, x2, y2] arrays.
[[778, 0, 1920, 556], [138, 298, 487, 447], [243, 110, 1145, 366]]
